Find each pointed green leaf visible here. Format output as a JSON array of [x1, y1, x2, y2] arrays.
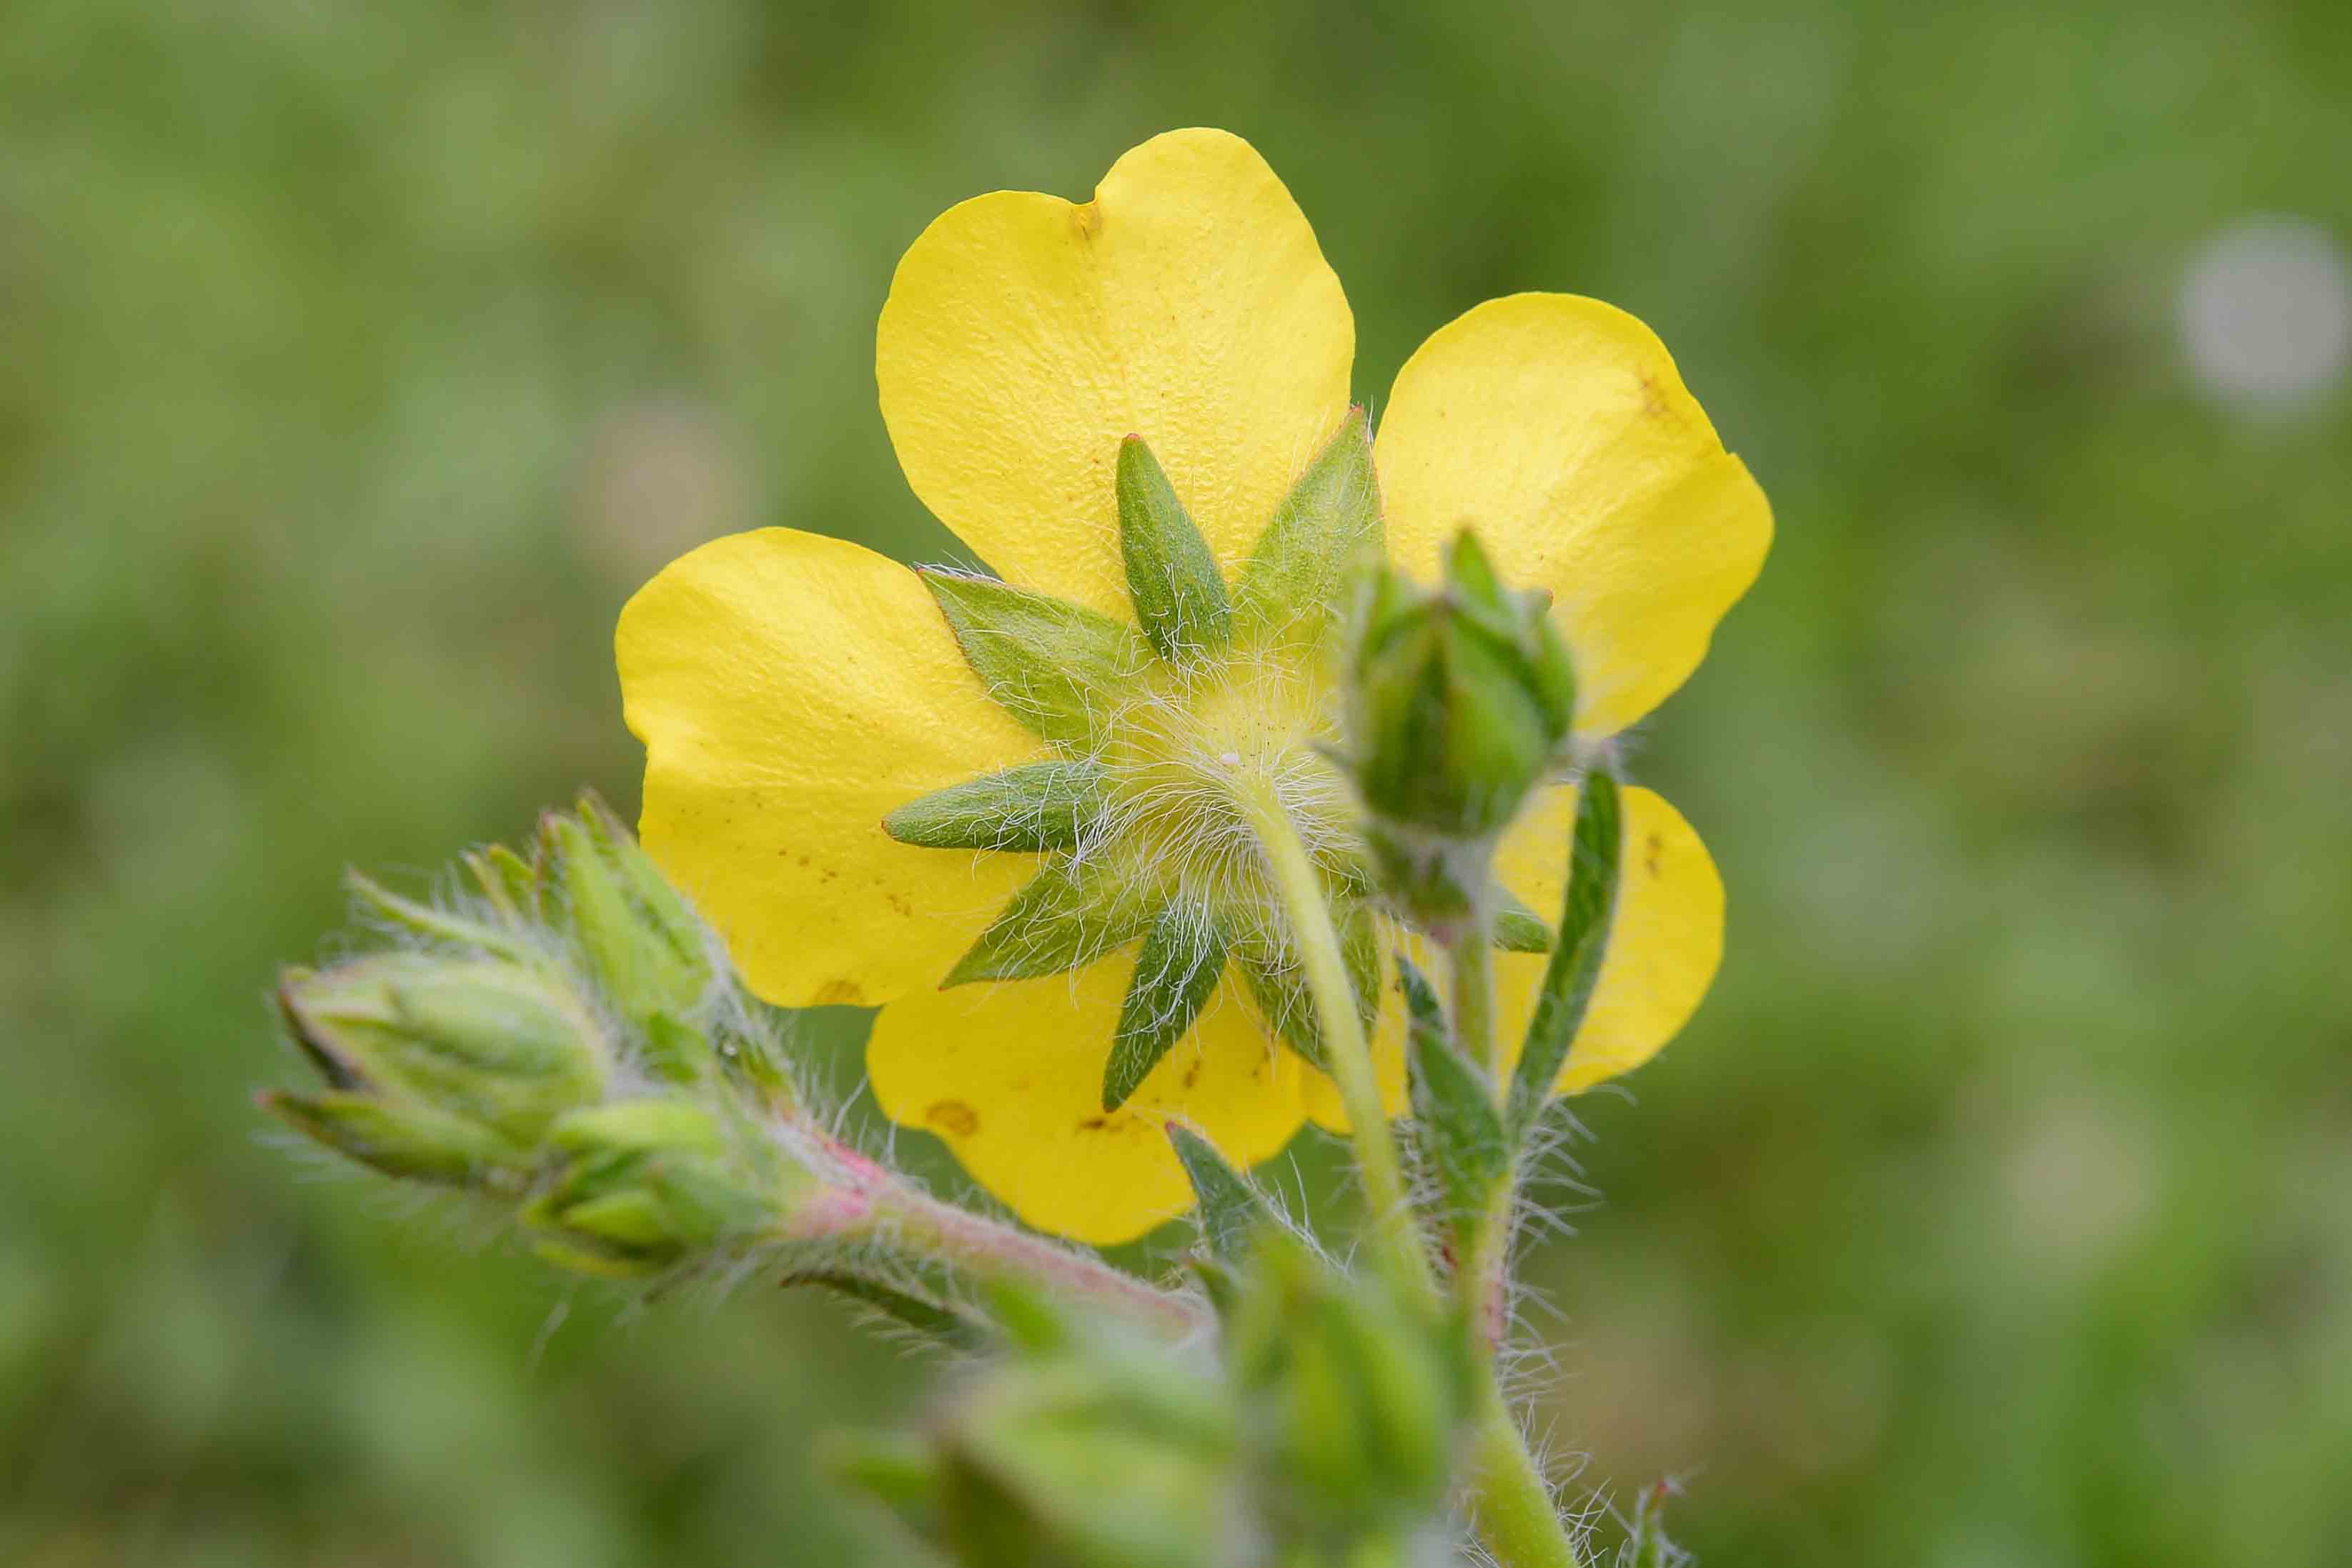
[[1166, 1122, 1271, 1261], [1507, 770, 1623, 1132], [1233, 407, 1381, 647], [1103, 903, 1227, 1111], [943, 857, 1146, 987], [885, 760, 1111, 853], [921, 570, 1152, 750], [788, 1269, 985, 1351], [1491, 888, 1552, 953], [1117, 435, 1231, 663], [1398, 957, 1508, 1231]]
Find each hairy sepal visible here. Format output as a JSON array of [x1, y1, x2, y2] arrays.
[[942, 856, 1148, 988], [921, 570, 1152, 751], [1102, 900, 1229, 1112], [1232, 407, 1381, 649], [1117, 435, 1232, 664], [885, 760, 1111, 853]]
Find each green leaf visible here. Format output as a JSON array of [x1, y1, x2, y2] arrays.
[[884, 760, 1111, 853], [921, 570, 1152, 750], [788, 1269, 985, 1351], [1166, 1123, 1271, 1261], [1102, 903, 1227, 1111], [1398, 957, 1508, 1232], [943, 857, 1146, 987], [1507, 770, 1623, 1132], [1491, 888, 1552, 953], [1233, 407, 1381, 647], [1117, 435, 1231, 663]]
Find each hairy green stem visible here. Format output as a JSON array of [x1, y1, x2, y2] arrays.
[[839, 1150, 1205, 1337], [1233, 783, 1433, 1301], [1467, 1379, 1584, 1568], [1450, 916, 1585, 1568], [1447, 916, 1512, 1339]]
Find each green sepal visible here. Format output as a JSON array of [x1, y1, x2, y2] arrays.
[[943, 857, 1148, 988], [884, 760, 1111, 853], [1166, 1122, 1271, 1261], [1397, 957, 1508, 1235], [1235, 946, 1325, 1071], [1233, 407, 1381, 648], [1117, 435, 1231, 663], [1507, 770, 1623, 1133], [1103, 902, 1228, 1112], [921, 570, 1152, 750], [1235, 903, 1381, 1073], [258, 1090, 525, 1186], [346, 870, 533, 961], [467, 843, 542, 924], [1491, 888, 1552, 953]]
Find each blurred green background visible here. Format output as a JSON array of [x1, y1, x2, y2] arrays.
[[6, 1, 2349, 1563]]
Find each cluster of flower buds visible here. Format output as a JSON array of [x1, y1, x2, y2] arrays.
[[263, 797, 800, 1278], [1344, 529, 1577, 937]]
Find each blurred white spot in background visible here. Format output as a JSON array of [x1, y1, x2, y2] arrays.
[[572, 399, 753, 587], [2177, 217, 2352, 409]]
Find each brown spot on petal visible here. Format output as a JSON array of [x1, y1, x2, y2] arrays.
[[1076, 1115, 1109, 1132], [1644, 831, 1664, 879], [815, 979, 865, 1006], [926, 1100, 979, 1137]]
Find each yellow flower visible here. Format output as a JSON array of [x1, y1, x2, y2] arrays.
[[617, 129, 1770, 1244]]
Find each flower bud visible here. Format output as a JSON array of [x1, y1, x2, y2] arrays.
[[1226, 1234, 1476, 1547], [258, 1089, 529, 1186], [522, 1099, 788, 1278], [545, 795, 717, 1083], [277, 953, 607, 1148], [1346, 530, 1575, 843]]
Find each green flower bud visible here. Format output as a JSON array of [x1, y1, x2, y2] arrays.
[[258, 1090, 529, 1186], [1226, 1234, 1476, 1548], [545, 795, 716, 1083], [277, 954, 607, 1146], [522, 1098, 786, 1278], [1346, 530, 1575, 843]]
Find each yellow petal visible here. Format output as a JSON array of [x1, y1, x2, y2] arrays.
[[617, 527, 1043, 1009], [868, 959, 1306, 1245], [877, 128, 1354, 617], [1375, 294, 1772, 738], [1300, 782, 1722, 1128]]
